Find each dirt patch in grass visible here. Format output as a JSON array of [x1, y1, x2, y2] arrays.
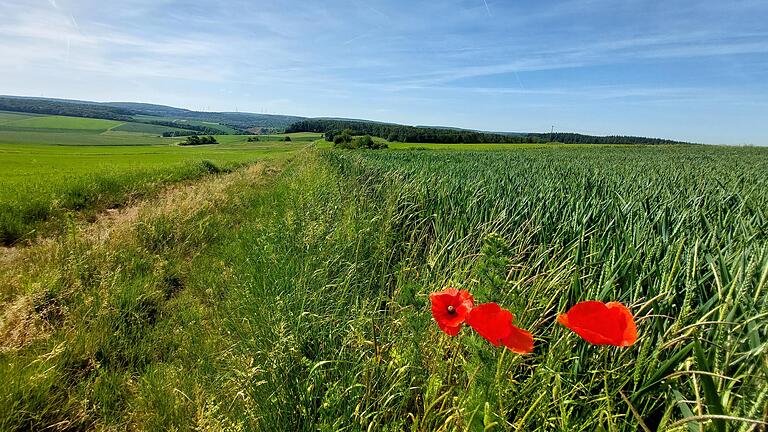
[[0, 294, 49, 352], [86, 161, 278, 243], [0, 159, 284, 352], [0, 246, 19, 266]]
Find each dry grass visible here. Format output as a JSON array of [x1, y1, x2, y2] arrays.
[[0, 160, 283, 353], [0, 294, 49, 353]]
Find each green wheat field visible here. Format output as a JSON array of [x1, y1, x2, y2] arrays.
[[0, 111, 766, 431]]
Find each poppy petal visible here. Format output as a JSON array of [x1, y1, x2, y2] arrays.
[[438, 322, 462, 336], [501, 324, 534, 354], [558, 301, 637, 346], [466, 303, 513, 346], [606, 302, 638, 346]]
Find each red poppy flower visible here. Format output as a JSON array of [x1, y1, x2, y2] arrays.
[[466, 303, 534, 354], [429, 288, 474, 336], [557, 301, 637, 346]]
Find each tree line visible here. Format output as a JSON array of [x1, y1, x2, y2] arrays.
[[0, 97, 133, 121], [289, 119, 527, 143], [179, 135, 218, 145], [141, 120, 228, 135], [162, 131, 199, 137], [525, 132, 691, 145], [287, 119, 691, 145], [327, 129, 387, 149]]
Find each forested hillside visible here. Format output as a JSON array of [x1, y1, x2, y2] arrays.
[[0, 97, 133, 121], [105, 102, 305, 130], [287, 118, 692, 144], [0, 96, 304, 132]]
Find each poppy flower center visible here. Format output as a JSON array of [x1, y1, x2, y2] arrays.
[[447, 305, 456, 315]]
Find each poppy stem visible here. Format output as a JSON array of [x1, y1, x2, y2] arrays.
[[495, 348, 506, 413], [446, 335, 460, 385], [495, 348, 506, 384]]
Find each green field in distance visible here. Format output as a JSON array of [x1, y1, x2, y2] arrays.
[[0, 111, 320, 243]]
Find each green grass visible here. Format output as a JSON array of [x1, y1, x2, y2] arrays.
[[132, 115, 243, 135], [0, 137, 301, 244], [1, 142, 767, 430], [0, 159, 292, 429], [0, 129, 174, 146], [0, 111, 44, 123], [109, 122, 194, 135], [0, 114, 123, 132], [0, 112, 166, 146]]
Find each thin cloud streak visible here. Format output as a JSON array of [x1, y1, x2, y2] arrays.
[[482, 0, 492, 16], [375, 32, 768, 88]]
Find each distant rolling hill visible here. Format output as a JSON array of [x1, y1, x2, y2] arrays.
[[0, 96, 134, 121], [1, 95, 693, 144], [103, 102, 304, 130], [0, 96, 305, 132]]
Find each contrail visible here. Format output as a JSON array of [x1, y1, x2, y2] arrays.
[[366, 5, 390, 20], [343, 32, 371, 45], [513, 71, 525, 90], [482, 0, 492, 16], [70, 14, 80, 32]]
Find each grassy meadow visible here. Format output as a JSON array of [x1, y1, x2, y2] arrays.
[[131, 115, 245, 135], [0, 111, 168, 146], [0, 112, 315, 244], [0, 116, 767, 431]]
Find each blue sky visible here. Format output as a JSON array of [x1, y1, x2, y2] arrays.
[[1, 0, 767, 144]]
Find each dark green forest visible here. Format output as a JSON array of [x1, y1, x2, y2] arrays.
[[287, 118, 691, 145], [0, 97, 133, 121], [179, 135, 218, 145], [144, 120, 229, 135], [103, 102, 304, 130], [525, 132, 691, 145]]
